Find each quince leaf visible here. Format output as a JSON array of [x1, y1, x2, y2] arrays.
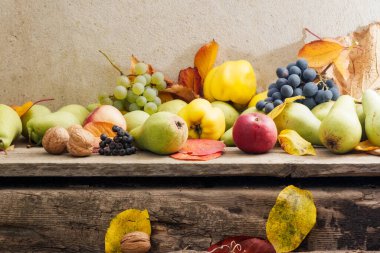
[[278, 129, 316, 156], [178, 67, 203, 96], [266, 185, 316, 253], [194, 39, 219, 81], [105, 209, 151, 253], [268, 96, 304, 120]]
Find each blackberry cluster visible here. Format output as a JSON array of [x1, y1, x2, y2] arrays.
[[98, 126, 136, 156], [256, 58, 340, 113]]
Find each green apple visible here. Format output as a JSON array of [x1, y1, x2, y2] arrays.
[[158, 99, 187, 114], [87, 103, 101, 112], [58, 104, 89, 124], [124, 111, 150, 131], [211, 101, 239, 130], [21, 104, 51, 138]]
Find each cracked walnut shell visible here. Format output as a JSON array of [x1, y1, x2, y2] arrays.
[[120, 231, 151, 253], [66, 125, 94, 157]]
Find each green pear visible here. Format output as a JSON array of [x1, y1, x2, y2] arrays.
[[124, 111, 150, 131], [87, 103, 101, 112], [0, 104, 22, 149], [27, 111, 81, 144], [158, 99, 187, 114], [319, 95, 362, 153], [21, 105, 51, 138], [211, 101, 239, 130], [355, 104, 366, 141], [130, 112, 188, 155], [311, 101, 334, 121], [362, 90, 380, 146], [221, 128, 235, 147], [57, 104, 89, 124], [274, 103, 322, 145]]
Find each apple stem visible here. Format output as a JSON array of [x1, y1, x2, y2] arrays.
[[99, 50, 124, 75], [304, 28, 322, 40]]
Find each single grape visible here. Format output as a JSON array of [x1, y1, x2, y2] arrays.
[[326, 79, 335, 88], [276, 78, 288, 89], [127, 90, 139, 103], [293, 88, 303, 96], [268, 88, 279, 97], [273, 99, 283, 107], [135, 62, 148, 75], [280, 85, 293, 98], [143, 73, 152, 85], [144, 102, 158, 115], [302, 68, 317, 82], [302, 82, 318, 97], [128, 103, 140, 111], [276, 67, 289, 78], [288, 74, 301, 88], [264, 103, 274, 113], [317, 82, 324, 90], [289, 66, 302, 76], [256, 100, 266, 110], [113, 85, 128, 100], [155, 80, 167, 91], [330, 87, 340, 101], [153, 96, 161, 106], [265, 97, 273, 102], [98, 92, 109, 101], [287, 63, 296, 71], [324, 90, 333, 101], [117, 75, 131, 88], [296, 58, 308, 70], [134, 75, 147, 86], [272, 92, 282, 100], [143, 87, 157, 102], [268, 83, 277, 90], [136, 96, 147, 107], [303, 97, 316, 109], [100, 97, 113, 105], [151, 72, 164, 85], [113, 100, 125, 111], [132, 83, 145, 95], [314, 90, 325, 104]]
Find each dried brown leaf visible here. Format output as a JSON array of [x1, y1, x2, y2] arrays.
[[163, 84, 199, 103], [178, 67, 203, 96]]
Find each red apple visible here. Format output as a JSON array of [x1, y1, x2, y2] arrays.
[[233, 113, 277, 153], [83, 105, 127, 130]]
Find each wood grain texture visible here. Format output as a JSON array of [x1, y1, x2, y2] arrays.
[[1, 146, 380, 177], [0, 187, 378, 252]]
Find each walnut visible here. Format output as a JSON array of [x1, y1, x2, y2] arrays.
[[66, 125, 94, 157], [120, 231, 151, 253], [42, 127, 69, 155]]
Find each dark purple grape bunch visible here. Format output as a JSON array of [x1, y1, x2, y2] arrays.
[[256, 58, 340, 113], [98, 126, 136, 156]]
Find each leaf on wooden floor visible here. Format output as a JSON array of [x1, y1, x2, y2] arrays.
[[278, 129, 316, 156]]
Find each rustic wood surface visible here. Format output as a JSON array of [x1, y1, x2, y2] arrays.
[[1, 145, 380, 177], [0, 186, 378, 253]]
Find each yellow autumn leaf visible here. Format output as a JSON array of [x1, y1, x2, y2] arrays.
[[194, 39, 219, 81], [268, 96, 304, 120], [354, 140, 380, 151], [266, 185, 317, 253], [298, 39, 345, 68], [105, 209, 151, 253], [278, 129, 316, 156], [11, 99, 54, 117]]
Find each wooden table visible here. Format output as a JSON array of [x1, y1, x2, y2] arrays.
[[0, 144, 379, 252]]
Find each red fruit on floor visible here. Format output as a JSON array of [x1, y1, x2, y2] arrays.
[[233, 113, 277, 154]]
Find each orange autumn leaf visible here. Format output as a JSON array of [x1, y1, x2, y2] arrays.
[[84, 121, 116, 138], [179, 139, 225, 156], [170, 152, 222, 161], [194, 39, 219, 81], [11, 98, 54, 117], [354, 140, 379, 151], [163, 84, 199, 103], [298, 39, 345, 68], [333, 49, 350, 81], [178, 67, 203, 96]]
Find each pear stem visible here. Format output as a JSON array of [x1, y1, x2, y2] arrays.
[[99, 50, 124, 75]]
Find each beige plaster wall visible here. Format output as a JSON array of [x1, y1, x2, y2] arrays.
[[1, 0, 380, 109]]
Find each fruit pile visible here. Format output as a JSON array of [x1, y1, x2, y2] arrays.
[[256, 59, 340, 113], [99, 126, 136, 156], [98, 62, 167, 115]]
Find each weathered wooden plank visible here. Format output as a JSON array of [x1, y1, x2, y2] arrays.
[[0, 146, 379, 178], [0, 187, 378, 252]]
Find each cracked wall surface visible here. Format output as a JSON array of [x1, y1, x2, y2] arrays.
[[1, 0, 380, 108]]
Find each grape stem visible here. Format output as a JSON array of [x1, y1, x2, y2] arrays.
[[304, 28, 322, 40], [99, 50, 124, 75]]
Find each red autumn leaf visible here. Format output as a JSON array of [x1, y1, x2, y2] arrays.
[[207, 236, 275, 253], [163, 84, 199, 103], [170, 152, 222, 161], [178, 67, 203, 96], [179, 139, 225, 156]]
